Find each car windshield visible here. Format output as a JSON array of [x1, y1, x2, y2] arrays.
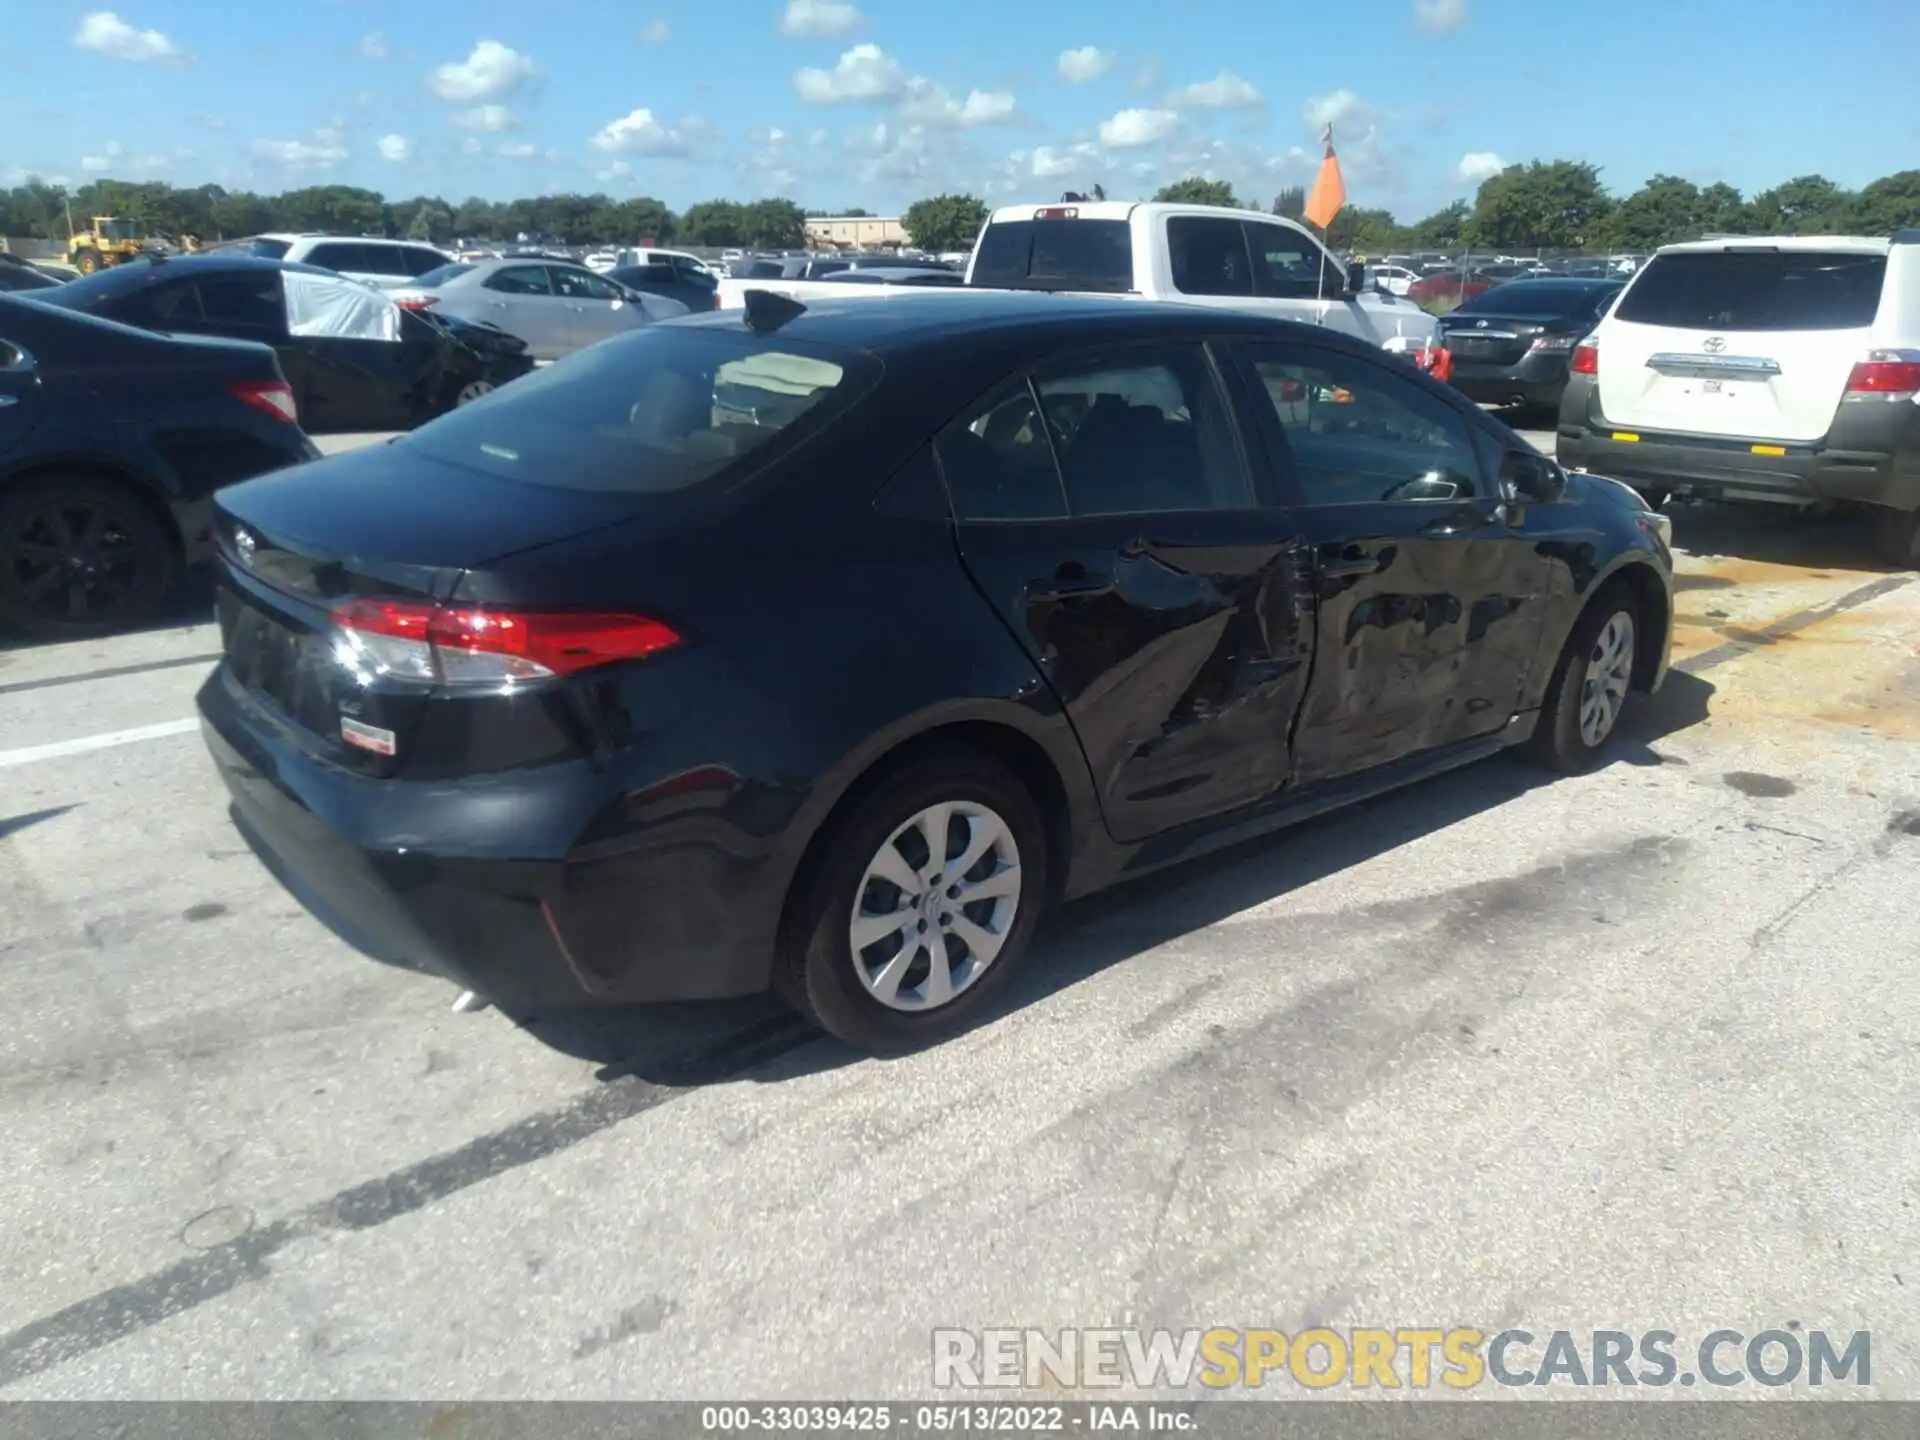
[[402, 326, 878, 495], [1615, 250, 1887, 331], [414, 262, 473, 288], [970, 219, 1134, 293], [17, 258, 166, 311]]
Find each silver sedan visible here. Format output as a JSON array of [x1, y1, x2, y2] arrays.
[[391, 257, 689, 362]]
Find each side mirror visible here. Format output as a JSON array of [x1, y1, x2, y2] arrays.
[[1501, 449, 1566, 505], [1345, 262, 1367, 296]]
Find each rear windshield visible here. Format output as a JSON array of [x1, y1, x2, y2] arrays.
[[402, 326, 877, 494], [1614, 250, 1887, 331], [245, 238, 292, 260], [1453, 281, 1615, 317], [970, 219, 1133, 293], [414, 262, 473, 288]]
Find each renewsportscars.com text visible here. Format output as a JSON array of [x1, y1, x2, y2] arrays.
[[932, 1327, 1871, 1390]]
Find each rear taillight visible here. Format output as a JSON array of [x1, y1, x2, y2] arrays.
[[331, 599, 680, 687], [1842, 349, 1920, 402], [1569, 338, 1599, 376], [232, 379, 298, 424], [393, 295, 437, 311]]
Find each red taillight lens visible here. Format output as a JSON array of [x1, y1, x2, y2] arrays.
[[1843, 350, 1920, 401], [232, 379, 298, 424], [332, 599, 679, 687], [393, 295, 437, 311], [1569, 339, 1599, 376]]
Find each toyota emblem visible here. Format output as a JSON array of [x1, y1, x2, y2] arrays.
[[234, 528, 257, 566], [1702, 335, 1727, 353], [1475, 319, 1488, 328]]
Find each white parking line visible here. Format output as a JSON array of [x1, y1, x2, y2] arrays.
[[0, 717, 200, 770]]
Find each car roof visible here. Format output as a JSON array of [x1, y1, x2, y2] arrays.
[[1654, 235, 1890, 256], [118, 254, 341, 280], [676, 289, 1379, 356]]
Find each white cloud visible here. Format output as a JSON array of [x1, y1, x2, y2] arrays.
[[461, 137, 483, 155], [1168, 71, 1261, 109], [428, 40, 534, 103], [767, 126, 787, 143], [1304, 88, 1360, 130], [859, 120, 931, 186], [500, 140, 538, 158], [640, 18, 671, 44], [588, 107, 691, 156], [793, 43, 902, 103], [376, 133, 411, 162], [253, 136, 349, 171], [453, 104, 515, 132], [73, 11, 182, 62], [1098, 107, 1178, 148], [597, 160, 633, 181], [781, 0, 861, 37], [80, 141, 124, 173], [1131, 58, 1161, 93], [1028, 142, 1102, 179], [1456, 150, 1505, 182], [1415, 0, 1468, 33], [900, 79, 1017, 127], [359, 30, 388, 60], [1057, 46, 1112, 84]]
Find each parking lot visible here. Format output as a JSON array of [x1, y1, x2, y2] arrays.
[[2, 425, 1918, 1398]]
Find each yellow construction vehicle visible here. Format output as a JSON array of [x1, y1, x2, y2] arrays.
[[66, 216, 155, 274]]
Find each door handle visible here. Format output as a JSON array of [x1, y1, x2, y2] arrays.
[[1319, 553, 1385, 578], [1029, 564, 1116, 601]]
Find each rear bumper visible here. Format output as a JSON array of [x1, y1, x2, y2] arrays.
[[1446, 350, 1571, 407], [1557, 377, 1920, 510], [197, 666, 781, 1010]]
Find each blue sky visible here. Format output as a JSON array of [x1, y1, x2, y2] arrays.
[[6, 0, 1916, 220]]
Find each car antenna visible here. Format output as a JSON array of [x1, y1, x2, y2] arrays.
[[742, 287, 805, 333]]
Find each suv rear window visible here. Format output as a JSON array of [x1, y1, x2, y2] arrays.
[[970, 219, 1133, 293], [245, 238, 292, 260], [1615, 250, 1887, 331], [403, 327, 878, 494]]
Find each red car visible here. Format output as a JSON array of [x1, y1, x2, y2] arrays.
[[1408, 269, 1491, 310]]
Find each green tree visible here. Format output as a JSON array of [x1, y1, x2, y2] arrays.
[[1411, 200, 1468, 248], [1693, 182, 1753, 236], [743, 197, 806, 248], [679, 199, 747, 246], [612, 196, 675, 244], [1153, 176, 1240, 208], [1605, 173, 1703, 250], [1847, 170, 1920, 234], [1749, 174, 1853, 234], [1327, 206, 1403, 252], [1464, 160, 1612, 250], [901, 193, 989, 251], [452, 196, 501, 238], [1272, 186, 1306, 221], [274, 185, 386, 234]]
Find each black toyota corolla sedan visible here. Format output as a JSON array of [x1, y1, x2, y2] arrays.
[[198, 290, 1674, 1052]]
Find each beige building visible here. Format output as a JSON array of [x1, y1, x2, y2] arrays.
[[804, 215, 909, 250]]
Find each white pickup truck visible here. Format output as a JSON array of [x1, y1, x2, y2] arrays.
[[715, 201, 1438, 354]]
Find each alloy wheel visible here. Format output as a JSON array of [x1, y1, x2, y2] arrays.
[[847, 800, 1023, 1012], [455, 379, 494, 405], [4, 495, 148, 627], [1578, 610, 1636, 747]]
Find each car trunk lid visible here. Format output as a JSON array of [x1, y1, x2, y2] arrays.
[[1596, 247, 1887, 443]]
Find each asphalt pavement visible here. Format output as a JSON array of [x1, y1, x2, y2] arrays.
[[1, 444, 1917, 1399]]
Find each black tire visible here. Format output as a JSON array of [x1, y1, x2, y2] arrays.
[[1872, 503, 1920, 569], [0, 473, 178, 640], [782, 748, 1049, 1055], [73, 247, 101, 276], [1525, 587, 1642, 774]]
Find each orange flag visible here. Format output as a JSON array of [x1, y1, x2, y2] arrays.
[[1303, 124, 1346, 231]]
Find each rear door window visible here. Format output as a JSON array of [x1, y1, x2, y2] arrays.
[[299, 242, 358, 273], [1166, 216, 1252, 298], [550, 267, 621, 300], [484, 265, 553, 295], [1615, 250, 1887, 331], [970, 219, 1134, 293], [197, 275, 284, 333]]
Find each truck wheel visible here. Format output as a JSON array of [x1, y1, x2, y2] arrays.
[[73, 247, 102, 275], [0, 473, 177, 639], [1874, 504, 1920, 569]]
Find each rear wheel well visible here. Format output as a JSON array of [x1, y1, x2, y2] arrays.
[[777, 721, 1074, 961], [1586, 563, 1668, 692], [1, 463, 183, 561]]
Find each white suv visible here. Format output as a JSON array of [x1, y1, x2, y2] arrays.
[[1558, 231, 1920, 564], [227, 234, 453, 290]]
